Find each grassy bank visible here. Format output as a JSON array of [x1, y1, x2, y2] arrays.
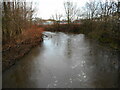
[[2, 25, 44, 72], [79, 21, 120, 50], [87, 31, 120, 50]]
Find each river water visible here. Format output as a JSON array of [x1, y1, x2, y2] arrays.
[[3, 32, 119, 88]]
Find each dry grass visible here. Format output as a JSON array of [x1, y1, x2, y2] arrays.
[[3, 25, 44, 51], [2, 25, 44, 71]]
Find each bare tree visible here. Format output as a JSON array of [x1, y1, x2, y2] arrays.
[[51, 13, 62, 24], [51, 13, 62, 31], [85, 0, 99, 20], [2, 0, 35, 43], [64, 1, 78, 24]]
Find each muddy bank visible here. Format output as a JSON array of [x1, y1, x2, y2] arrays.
[[2, 36, 43, 72]]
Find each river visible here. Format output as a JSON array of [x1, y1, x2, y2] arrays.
[[2, 31, 119, 88]]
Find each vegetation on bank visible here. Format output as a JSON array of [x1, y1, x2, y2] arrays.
[[2, 25, 44, 72], [43, 0, 120, 50], [2, 0, 120, 71], [2, 2, 44, 71], [43, 20, 119, 50]]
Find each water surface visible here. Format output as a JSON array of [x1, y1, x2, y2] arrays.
[[3, 32, 119, 88]]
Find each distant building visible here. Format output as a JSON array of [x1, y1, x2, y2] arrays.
[[33, 18, 55, 25], [43, 20, 54, 25]]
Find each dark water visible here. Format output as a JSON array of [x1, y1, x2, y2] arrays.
[[2, 32, 119, 88]]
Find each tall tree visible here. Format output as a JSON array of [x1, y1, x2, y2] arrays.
[[64, 1, 78, 24], [2, 1, 35, 43]]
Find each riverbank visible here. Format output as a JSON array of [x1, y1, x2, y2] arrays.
[[87, 33, 120, 51], [43, 24, 120, 51], [2, 25, 44, 72]]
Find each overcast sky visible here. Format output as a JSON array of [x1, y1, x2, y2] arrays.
[[26, 0, 90, 19], [25, 0, 118, 19]]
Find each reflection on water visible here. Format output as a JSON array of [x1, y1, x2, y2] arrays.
[[3, 32, 119, 88]]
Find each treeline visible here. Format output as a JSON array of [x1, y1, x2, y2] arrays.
[[45, 0, 120, 49], [2, 1, 45, 71], [2, 1, 34, 44], [80, 0, 120, 49]]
